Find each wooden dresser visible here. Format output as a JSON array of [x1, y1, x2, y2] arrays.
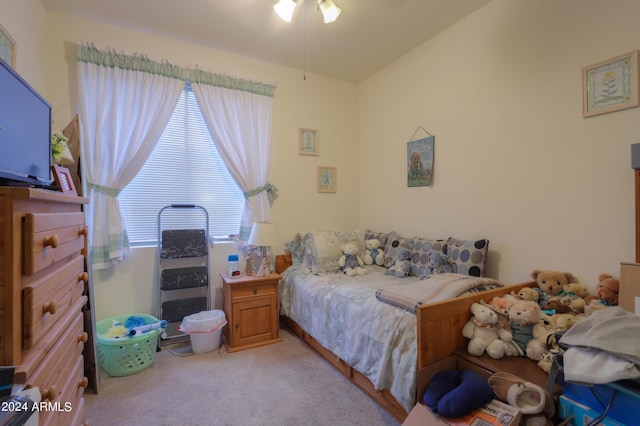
[[0, 187, 89, 426]]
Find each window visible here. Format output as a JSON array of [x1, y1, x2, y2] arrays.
[[119, 83, 244, 245]]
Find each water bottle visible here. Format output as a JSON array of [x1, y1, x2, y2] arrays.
[[227, 254, 240, 277]]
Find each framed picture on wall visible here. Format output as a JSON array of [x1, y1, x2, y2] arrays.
[[299, 128, 319, 156], [317, 166, 337, 193], [0, 22, 16, 68], [583, 50, 639, 117]]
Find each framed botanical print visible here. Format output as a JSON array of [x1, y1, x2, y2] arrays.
[[299, 128, 319, 156], [317, 166, 337, 193], [583, 50, 639, 117], [0, 23, 16, 68]]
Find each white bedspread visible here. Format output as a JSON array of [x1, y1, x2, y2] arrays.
[[280, 265, 419, 412]]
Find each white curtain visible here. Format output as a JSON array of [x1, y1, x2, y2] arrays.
[[191, 70, 277, 240], [76, 44, 186, 269]]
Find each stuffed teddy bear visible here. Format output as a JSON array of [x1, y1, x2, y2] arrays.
[[384, 246, 412, 278], [584, 273, 619, 314], [338, 242, 367, 276], [529, 313, 581, 372], [462, 302, 517, 359], [505, 299, 543, 360], [516, 287, 542, 303], [530, 269, 580, 313], [363, 238, 385, 266], [418, 251, 453, 280], [544, 282, 589, 314]]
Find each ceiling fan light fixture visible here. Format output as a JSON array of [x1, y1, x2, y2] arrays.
[[274, 0, 297, 22], [318, 0, 341, 23]]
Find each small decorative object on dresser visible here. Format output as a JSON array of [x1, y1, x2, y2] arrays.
[[51, 164, 77, 195]]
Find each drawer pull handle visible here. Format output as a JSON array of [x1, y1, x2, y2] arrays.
[[43, 300, 58, 315], [253, 288, 258, 295], [78, 272, 89, 283], [78, 332, 88, 343], [78, 377, 89, 389], [43, 234, 59, 248], [42, 385, 58, 401]]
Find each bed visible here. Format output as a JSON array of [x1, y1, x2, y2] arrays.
[[277, 230, 535, 422]]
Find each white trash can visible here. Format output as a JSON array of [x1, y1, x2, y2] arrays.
[[178, 310, 227, 353]]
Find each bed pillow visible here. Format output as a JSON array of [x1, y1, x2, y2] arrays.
[[383, 233, 415, 268], [284, 233, 306, 264], [364, 230, 392, 248], [302, 230, 364, 274], [410, 238, 447, 277], [446, 237, 489, 277]]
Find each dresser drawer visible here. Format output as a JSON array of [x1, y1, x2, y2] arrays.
[[40, 355, 86, 426], [231, 282, 278, 299], [23, 212, 87, 276], [25, 312, 86, 395], [22, 255, 87, 349]]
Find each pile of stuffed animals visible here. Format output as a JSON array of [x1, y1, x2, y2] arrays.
[[462, 269, 619, 373]]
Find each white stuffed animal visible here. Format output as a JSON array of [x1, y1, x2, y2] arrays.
[[462, 302, 517, 359], [338, 243, 367, 276], [363, 239, 385, 266]]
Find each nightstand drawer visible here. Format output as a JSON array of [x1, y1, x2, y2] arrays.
[[231, 282, 277, 299], [23, 212, 87, 275], [22, 255, 86, 349]]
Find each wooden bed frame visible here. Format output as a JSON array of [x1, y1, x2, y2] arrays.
[[276, 254, 535, 422]]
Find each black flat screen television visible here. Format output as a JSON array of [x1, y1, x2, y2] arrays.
[[0, 57, 52, 186]]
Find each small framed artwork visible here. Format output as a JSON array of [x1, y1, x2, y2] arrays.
[[0, 22, 16, 68], [317, 166, 337, 193], [407, 135, 434, 187], [51, 165, 77, 195], [583, 50, 639, 118], [299, 128, 319, 156]]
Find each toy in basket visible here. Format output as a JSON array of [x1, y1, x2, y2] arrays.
[[96, 314, 167, 377]]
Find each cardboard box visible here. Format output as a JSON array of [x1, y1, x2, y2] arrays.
[[439, 399, 521, 426], [415, 357, 520, 426], [416, 356, 459, 403], [403, 403, 448, 426], [620, 262, 640, 315], [559, 395, 626, 426]]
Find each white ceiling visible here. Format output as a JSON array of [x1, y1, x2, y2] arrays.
[[41, 0, 492, 82]]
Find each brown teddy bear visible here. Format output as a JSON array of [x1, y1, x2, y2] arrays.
[[584, 273, 619, 314], [531, 269, 583, 313], [545, 282, 590, 314]]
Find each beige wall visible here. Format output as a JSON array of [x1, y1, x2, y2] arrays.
[[5, 0, 640, 318], [0, 0, 48, 94], [358, 0, 640, 288]]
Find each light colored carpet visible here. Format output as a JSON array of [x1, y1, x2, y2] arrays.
[[86, 328, 401, 426]]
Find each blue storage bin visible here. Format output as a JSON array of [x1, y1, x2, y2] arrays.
[[562, 381, 640, 426]]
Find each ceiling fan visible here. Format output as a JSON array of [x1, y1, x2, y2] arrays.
[[273, 0, 342, 23]]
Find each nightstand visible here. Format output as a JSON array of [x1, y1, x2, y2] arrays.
[[220, 272, 283, 352]]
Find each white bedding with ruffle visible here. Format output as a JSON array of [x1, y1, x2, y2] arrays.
[[280, 265, 419, 412]]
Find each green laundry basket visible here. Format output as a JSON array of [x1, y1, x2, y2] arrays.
[[96, 314, 162, 377]]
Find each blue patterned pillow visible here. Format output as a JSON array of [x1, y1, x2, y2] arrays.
[[410, 237, 447, 277], [446, 237, 489, 277], [383, 233, 415, 268]]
